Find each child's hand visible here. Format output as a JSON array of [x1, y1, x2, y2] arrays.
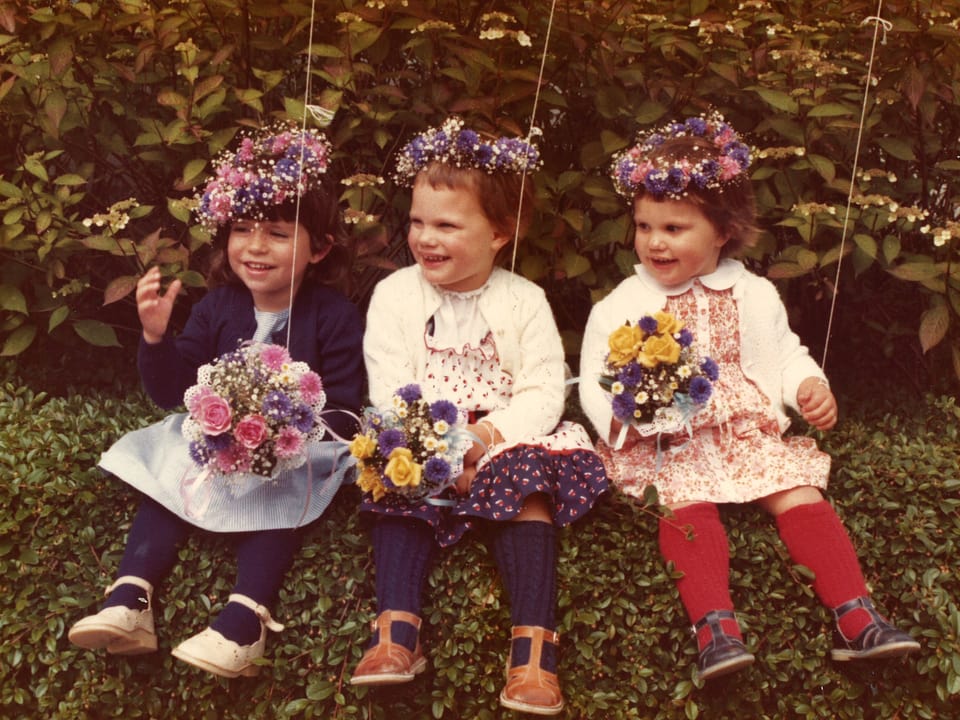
[[455, 421, 502, 495], [136, 266, 182, 344], [797, 376, 837, 431]]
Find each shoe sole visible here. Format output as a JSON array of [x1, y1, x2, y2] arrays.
[[68, 624, 157, 655], [349, 657, 428, 686], [698, 652, 755, 681], [831, 640, 921, 662], [171, 645, 259, 678], [499, 691, 564, 716]]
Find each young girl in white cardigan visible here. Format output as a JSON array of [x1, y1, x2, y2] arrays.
[[579, 113, 919, 681], [350, 118, 607, 714]]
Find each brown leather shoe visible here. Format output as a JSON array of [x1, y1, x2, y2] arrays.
[[349, 610, 427, 686], [499, 626, 564, 716]]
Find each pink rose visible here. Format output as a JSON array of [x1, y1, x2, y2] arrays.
[[185, 386, 214, 416], [197, 394, 232, 436], [234, 414, 269, 449]]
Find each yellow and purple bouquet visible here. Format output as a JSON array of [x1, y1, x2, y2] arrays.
[[599, 311, 718, 441], [349, 384, 472, 505], [182, 343, 327, 479]]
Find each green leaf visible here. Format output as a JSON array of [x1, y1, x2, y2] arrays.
[[1, 324, 36, 356], [877, 137, 916, 161], [749, 86, 798, 114], [48, 305, 69, 332], [72, 319, 121, 347], [0, 284, 27, 314]]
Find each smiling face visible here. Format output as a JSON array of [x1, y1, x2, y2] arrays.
[[227, 219, 326, 311], [632, 195, 728, 288], [407, 176, 510, 292]]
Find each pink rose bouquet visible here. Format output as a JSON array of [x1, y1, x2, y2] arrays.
[[182, 342, 327, 479]]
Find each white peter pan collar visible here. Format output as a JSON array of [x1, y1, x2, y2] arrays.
[[632, 258, 745, 296]]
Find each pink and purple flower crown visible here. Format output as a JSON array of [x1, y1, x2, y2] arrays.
[[196, 123, 331, 231], [393, 117, 542, 187], [610, 112, 752, 201]]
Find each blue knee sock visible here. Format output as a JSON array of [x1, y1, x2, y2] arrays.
[[104, 498, 188, 610], [492, 521, 558, 671], [371, 517, 435, 652]]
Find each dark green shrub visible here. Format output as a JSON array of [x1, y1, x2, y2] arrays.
[[1, 356, 957, 719], [2, 1, 959, 385]]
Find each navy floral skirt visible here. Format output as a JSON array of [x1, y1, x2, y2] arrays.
[[360, 442, 608, 547]]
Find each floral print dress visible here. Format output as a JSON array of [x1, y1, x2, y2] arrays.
[[598, 282, 830, 505]]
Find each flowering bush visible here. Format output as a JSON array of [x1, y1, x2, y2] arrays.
[[599, 312, 718, 436], [181, 342, 327, 479], [348, 384, 471, 504]]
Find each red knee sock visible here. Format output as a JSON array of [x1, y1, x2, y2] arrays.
[[659, 503, 741, 649], [775, 500, 871, 639]]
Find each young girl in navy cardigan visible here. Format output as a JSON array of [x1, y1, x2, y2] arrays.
[[69, 124, 364, 678]]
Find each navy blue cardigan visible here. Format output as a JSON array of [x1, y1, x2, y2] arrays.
[[138, 282, 365, 439]]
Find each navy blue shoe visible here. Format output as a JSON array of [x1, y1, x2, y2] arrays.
[[830, 597, 920, 661], [693, 610, 755, 681]]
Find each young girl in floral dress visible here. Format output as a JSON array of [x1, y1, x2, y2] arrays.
[[350, 118, 608, 715], [69, 124, 364, 678], [579, 113, 919, 681]]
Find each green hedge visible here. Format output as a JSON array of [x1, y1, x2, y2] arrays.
[[1, 359, 957, 719], [2, 0, 960, 383]]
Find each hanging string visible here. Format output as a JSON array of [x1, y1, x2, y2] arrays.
[[821, 1, 888, 370], [283, 0, 321, 350], [509, 0, 559, 274]]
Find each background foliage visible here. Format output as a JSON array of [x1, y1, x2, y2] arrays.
[[1, 358, 958, 719], [1, 0, 959, 387]]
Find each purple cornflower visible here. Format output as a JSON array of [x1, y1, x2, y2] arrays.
[[612, 391, 637, 422], [263, 390, 293, 421], [689, 375, 713, 404], [377, 428, 407, 456], [290, 404, 315, 433], [429, 399, 458, 425], [677, 328, 694, 347], [424, 457, 452, 484], [700, 357, 720, 382], [617, 361, 643, 387], [639, 316, 659, 334], [397, 384, 422, 404]]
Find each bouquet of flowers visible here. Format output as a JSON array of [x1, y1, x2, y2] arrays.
[[349, 384, 472, 505], [181, 343, 327, 480], [599, 311, 718, 442]]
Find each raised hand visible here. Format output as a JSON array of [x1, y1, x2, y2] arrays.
[[136, 266, 182, 344]]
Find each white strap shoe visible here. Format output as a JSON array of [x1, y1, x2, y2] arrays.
[[171, 593, 284, 678], [68, 576, 157, 655]]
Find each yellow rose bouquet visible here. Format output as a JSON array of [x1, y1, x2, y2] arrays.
[[348, 384, 472, 505], [599, 312, 718, 445]]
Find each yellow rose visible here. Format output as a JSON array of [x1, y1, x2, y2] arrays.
[[607, 323, 644, 367], [654, 311, 684, 336], [349, 432, 377, 459], [637, 333, 681, 368], [357, 466, 386, 501], [384, 447, 422, 488]]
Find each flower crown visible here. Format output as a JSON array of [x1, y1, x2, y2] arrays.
[[196, 123, 331, 231], [393, 117, 542, 187], [609, 113, 752, 201]]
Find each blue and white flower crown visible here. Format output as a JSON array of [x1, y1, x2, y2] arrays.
[[196, 122, 331, 231], [610, 112, 752, 201], [393, 117, 542, 187]]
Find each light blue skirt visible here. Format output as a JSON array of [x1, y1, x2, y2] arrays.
[[99, 413, 354, 532]]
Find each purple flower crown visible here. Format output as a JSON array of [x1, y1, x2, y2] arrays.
[[393, 117, 542, 187], [196, 123, 331, 231], [609, 113, 752, 201]]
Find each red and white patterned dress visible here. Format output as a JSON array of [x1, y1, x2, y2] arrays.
[[598, 282, 830, 505]]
